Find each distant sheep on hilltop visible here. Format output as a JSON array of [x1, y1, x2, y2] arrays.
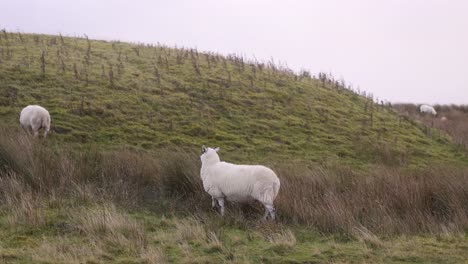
[[19, 105, 51, 139], [420, 104, 437, 116]]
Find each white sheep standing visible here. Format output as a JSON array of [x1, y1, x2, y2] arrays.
[[200, 146, 281, 220], [419, 104, 437, 116], [19, 105, 51, 138]]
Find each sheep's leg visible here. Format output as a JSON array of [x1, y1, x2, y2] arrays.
[[211, 197, 218, 208], [269, 207, 276, 221], [262, 206, 269, 221], [31, 122, 41, 139], [22, 124, 33, 136], [263, 204, 276, 221], [21, 124, 28, 135], [216, 198, 225, 216]]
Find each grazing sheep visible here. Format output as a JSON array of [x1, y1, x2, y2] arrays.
[[19, 105, 51, 138], [200, 146, 280, 220], [420, 104, 437, 116]]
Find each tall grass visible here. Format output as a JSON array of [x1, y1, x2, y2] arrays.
[[0, 128, 467, 236], [275, 164, 468, 235], [30, 205, 165, 264]]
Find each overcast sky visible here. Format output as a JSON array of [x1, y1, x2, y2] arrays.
[[2, 0, 468, 104]]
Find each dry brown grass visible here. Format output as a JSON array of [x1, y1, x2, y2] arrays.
[[173, 217, 207, 244], [0, 128, 467, 236], [139, 247, 167, 264], [351, 225, 383, 249], [28, 206, 167, 264], [274, 164, 468, 235], [267, 229, 297, 247], [0, 173, 45, 227], [31, 237, 103, 264], [70, 204, 148, 254]]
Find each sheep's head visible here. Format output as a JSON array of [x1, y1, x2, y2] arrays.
[[200, 145, 220, 164]]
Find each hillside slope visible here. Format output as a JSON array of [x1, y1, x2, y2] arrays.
[[0, 31, 465, 166], [394, 104, 468, 151]]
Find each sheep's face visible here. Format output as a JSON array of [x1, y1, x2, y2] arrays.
[[200, 145, 220, 164]]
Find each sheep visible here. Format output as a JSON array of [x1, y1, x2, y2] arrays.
[[420, 104, 437, 116], [200, 145, 281, 220], [440, 116, 448, 122], [19, 105, 51, 138]]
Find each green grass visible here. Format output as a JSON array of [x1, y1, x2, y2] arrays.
[[1, 31, 468, 263], [0, 204, 466, 264], [0, 31, 466, 167]]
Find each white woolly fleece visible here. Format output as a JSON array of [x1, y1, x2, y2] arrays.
[[19, 105, 51, 137], [200, 148, 280, 205]]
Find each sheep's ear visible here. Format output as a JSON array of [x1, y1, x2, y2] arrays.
[[202, 145, 207, 153], [214, 147, 220, 152]]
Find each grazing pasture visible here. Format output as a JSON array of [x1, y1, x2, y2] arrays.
[[0, 31, 466, 167], [0, 32, 467, 263]]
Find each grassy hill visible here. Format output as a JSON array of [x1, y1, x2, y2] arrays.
[[0, 31, 466, 167], [1, 31, 468, 263]]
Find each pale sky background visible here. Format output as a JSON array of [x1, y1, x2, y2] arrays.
[[2, 0, 468, 104]]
